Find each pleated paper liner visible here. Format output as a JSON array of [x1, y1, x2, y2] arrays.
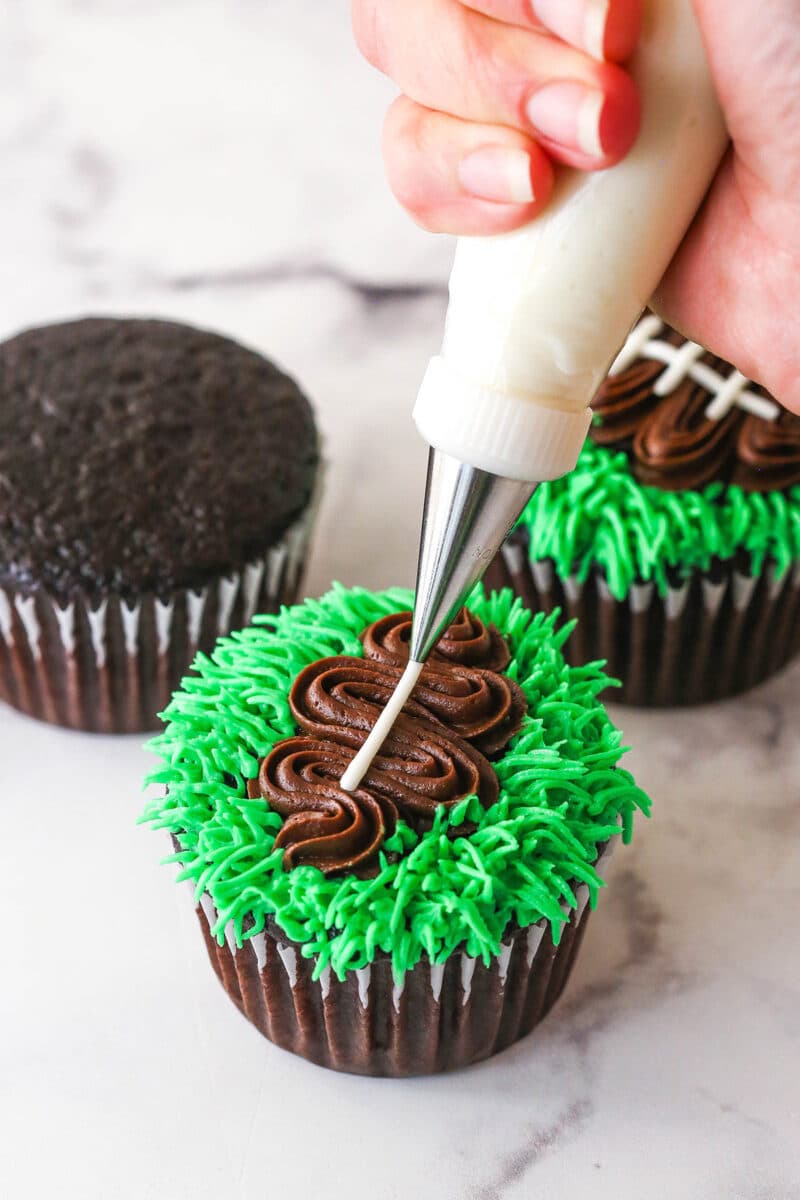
[[484, 529, 800, 707], [0, 505, 315, 733], [185, 837, 617, 1078]]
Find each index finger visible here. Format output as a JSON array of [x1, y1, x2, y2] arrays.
[[457, 0, 642, 62]]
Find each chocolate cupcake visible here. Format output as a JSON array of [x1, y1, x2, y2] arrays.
[[485, 314, 800, 706], [0, 317, 320, 732], [143, 584, 649, 1077]]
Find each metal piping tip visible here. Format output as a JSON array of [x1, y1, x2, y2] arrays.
[[340, 448, 536, 793], [408, 448, 537, 662]]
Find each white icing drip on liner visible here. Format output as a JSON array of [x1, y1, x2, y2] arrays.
[[317, 965, 332, 1001], [120, 599, 141, 657], [154, 597, 174, 656], [0, 590, 12, 642], [497, 942, 513, 985], [53, 600, 76, 656], [276, 943, 298, 987], [392, 965, 405, 1013], [87, 600, 109, 668], [185, 589, 206, 647], [250, 932, 267, 973], [14, 594, 42, 660], [526, 924, 545, 967], [429, 963, 445, 1003], [355, 966, 371, 1008], [610, 315, 779, 422], [460, 954, 476, 1006]]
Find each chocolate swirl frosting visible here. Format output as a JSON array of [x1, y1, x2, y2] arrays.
[[248, 608, 526, 877], [592, 319, 800, 492]]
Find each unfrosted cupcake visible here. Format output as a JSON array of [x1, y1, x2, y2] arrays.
[[0, 317, 320, 731], [485, 314, 800, 706], [142, 583, 649, 1077]]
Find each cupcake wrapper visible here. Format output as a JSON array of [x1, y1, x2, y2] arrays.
[[0, 504, 316, 733], [186, 838, 617, 1078], [484, 534, 800, 706]]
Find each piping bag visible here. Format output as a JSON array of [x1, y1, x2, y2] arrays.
[[341, 0, 728, 792]]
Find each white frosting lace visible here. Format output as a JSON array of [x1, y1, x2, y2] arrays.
[[610, 315, 779, 423]]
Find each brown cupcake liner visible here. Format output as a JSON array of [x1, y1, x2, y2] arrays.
[[0, 504, 317, 733], [484, 532, 800, 706], [185, 837, 617, 1078]]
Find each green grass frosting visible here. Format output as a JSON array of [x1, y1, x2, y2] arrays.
[[518, 439, 800, 600], [142, 583, 650, 980]]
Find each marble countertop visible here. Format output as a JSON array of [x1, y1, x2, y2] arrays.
[[1, 3, 799, 1197]]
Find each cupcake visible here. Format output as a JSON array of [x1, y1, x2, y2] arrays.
[[485, 314, 800, 706], [142, 583, 649, 1077], [0, 317, 320, 732]]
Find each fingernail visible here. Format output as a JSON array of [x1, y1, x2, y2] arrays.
[[530, 0, 610, 59], [458, 147, 535, 204], [526, 81, 605, 158]]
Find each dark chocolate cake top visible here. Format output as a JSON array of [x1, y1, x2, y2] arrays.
[[0, 318, 319, 601]]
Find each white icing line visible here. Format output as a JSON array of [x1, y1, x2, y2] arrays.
[[575, 884, 590, 920], [186, 589, 206, 647], [496, 942, 513, 986], [0, 590, 12, 643], [217, 574, 239, 634], [460, 954, 476, 1006], [14, 594, 42, 660], [86, 598, 108, 668], [429, 963, 445, 1004], [391, 965, 405, 1013], [653, 339, 704, 395], [610, 315, 779, 422], [355, 965, 371, 1008], [318, 965, 332, 1001], [224, 922, 238, 956], [609, 314, 663, 374], [241, 560, 265, 625], [596, 575, 613, 602], [120, 599, 141, 657], [276, 943, 298, 987], [154, 597, 174, 657], [526, 924, 545, 967], [53, 599, 76, 655], [250, 932, 267, 973]]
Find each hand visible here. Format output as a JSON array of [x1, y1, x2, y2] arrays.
[[353, 0, 642, 235], [353, 0, 800, 412]]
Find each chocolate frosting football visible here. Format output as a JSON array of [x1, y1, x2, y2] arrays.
[[591, 318, 800, 493]]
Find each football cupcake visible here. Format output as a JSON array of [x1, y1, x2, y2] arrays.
[[485, 314, 800, 706], [143, 583, 649, 1077], [0, 317, 320, 732]]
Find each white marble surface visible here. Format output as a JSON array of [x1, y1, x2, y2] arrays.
[[1, 3, 800, 1198]]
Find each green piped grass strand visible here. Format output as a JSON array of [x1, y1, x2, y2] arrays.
[[142, 584, 649, 980], [519, 439, 800, 600]]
